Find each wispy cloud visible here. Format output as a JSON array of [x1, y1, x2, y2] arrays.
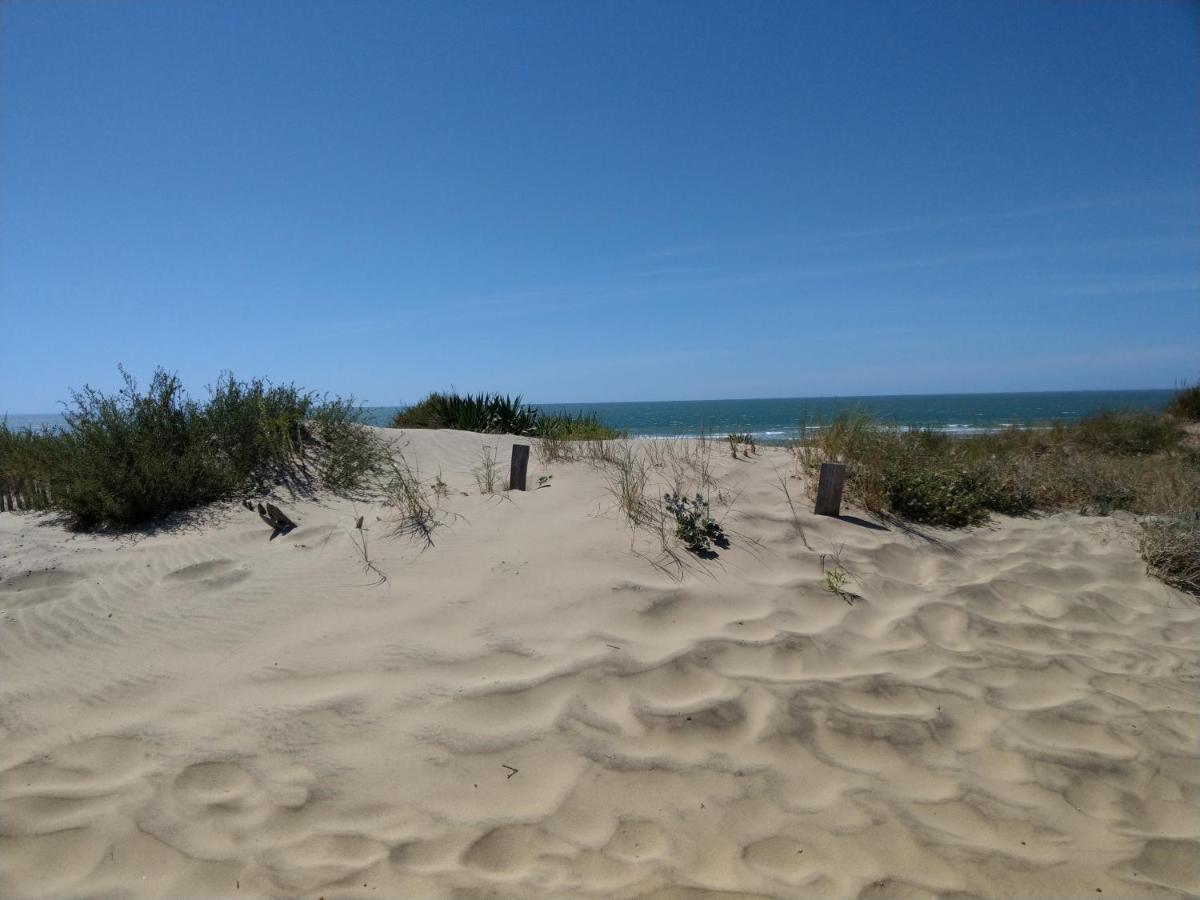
[[1048, 276, 1200, 296], [829, 197, 1136, 240]]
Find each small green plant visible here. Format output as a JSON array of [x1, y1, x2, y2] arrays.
[[604, 445, 649, 526], [346, 508, 387, 587], [381, 456, 440, 546], [473, 445, 500, 494], [663, 492, 724, 553], [823, 567, 848, 594], [431, 469, 449, 498], [538, 474, 552, 487]]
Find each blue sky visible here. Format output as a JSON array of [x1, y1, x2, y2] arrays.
[[2, 0, 1198, 411]]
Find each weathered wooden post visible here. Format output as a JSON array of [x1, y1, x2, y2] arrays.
[[509, 443, 530, 491], [813, 462, 845, 516]]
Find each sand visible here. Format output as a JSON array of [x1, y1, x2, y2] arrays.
[[1, 428, 1198, 899]]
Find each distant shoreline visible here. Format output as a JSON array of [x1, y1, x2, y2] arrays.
[[6, 388, 1177, 439]]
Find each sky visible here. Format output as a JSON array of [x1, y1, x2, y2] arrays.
[[1, 0, 1198, 411]]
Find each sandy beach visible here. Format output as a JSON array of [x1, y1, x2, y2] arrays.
[[1, 428, 1197, 899]]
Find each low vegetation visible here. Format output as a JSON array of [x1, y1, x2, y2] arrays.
[[392, 391, 622, 441], [1166, 378, 1200, 422], [663, 491, 724, 553], [1139, 512, 1200, 596], [0, 368, 384, 528], [797, 409, 1200, 595]]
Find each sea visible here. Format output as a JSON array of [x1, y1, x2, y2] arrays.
[[6, 390, 1177, 442]]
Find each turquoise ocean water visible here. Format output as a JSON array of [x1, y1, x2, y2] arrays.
[[7, 390, 1177, 441], [371, 389, 1176, 440]]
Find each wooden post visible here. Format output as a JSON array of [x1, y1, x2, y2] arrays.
[[813, 462, 845, 517], [509, 443, 530, 491]]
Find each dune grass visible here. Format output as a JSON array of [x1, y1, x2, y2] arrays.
[[797, 410, 1200, 594], [0, 368, 384, 528]]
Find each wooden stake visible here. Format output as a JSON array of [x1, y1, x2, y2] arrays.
[[813, 462, 845, 517], [509, 444, 530, 491]]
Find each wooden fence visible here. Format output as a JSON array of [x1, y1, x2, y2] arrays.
[[0, 476, 51, 512]]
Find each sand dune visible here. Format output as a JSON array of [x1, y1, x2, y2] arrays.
[[1, 429, 1197, 898]]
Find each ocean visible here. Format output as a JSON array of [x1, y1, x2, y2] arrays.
[[7, 390, 1177, 441], [370, 389, 1176, 440]]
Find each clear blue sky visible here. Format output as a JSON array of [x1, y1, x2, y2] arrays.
[[2, 0, 1198, 411]]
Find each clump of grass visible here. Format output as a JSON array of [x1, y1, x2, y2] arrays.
[[726, 432, 755, 458], [603, 444, 650, 526], [380, 455, 440, 546], [1139, 512, 1200, 595], [432, 469, 450, 499], [0, 367, 384, 528], [823, 567, 848, 594], [392, 391, 622, 440], [1071, 411, 1185, 455], [473, 444, 501, 494], [1166, 378, 1200, 422]]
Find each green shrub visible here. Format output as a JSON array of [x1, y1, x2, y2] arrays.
[[1071, 411, 1184, 455], [799, 410, 1198, 530], [55, 369, 238, 525], [392, 391, 621, 439], [1166, 380, 1200, 422], [663, 492, 723, 552], [883, 461, 992, 527], [308, 397, 387, 491], [1, 368, 381, 527]]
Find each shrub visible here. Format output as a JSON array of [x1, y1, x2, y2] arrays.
[[1, 368, 382, 527], [663, 492, 723, 553], [54, 369, 239, 526], [799, 410, 1198, 529], [1072, 411, 1184, 455], [392, 391, 621, 439], [307, 397, 387, 491], [883, 462, 993, 527], [1166, 379, 1200, 422]]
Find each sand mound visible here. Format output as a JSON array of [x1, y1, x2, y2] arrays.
[[1, 429, 1197, 898]]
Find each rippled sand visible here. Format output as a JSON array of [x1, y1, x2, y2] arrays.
[[1, 430, 1197, 898]]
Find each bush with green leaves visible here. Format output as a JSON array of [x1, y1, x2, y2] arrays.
[[796, 410, 1199, 594], [392, 391, 620, 439], [801, 411, 1194, 524], [663, 492, 723, 553], [1166, 379, 1200, 422], [1071, 411, 1185, 455], [0, 368, 382, 528]]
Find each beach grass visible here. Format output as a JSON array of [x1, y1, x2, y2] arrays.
[[796, 410, 1200, 593]]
